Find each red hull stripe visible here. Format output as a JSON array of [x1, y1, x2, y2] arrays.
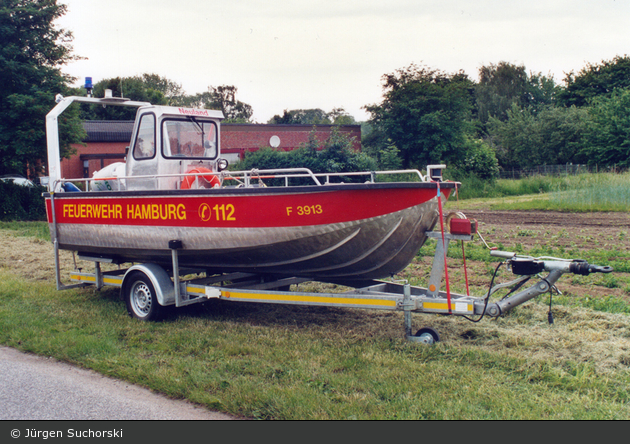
[[46, 188, 440, 228]]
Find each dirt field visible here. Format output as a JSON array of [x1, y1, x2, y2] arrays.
[[415, 208, 630, 300], [464, 209, 630, 251]]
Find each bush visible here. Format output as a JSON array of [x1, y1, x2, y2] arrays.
[[449, 137, 500, 181], [233, 128, 378, 185], [0, 182, 47, 221]]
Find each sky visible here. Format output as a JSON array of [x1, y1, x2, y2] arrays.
[[56, 0, 630, 123]]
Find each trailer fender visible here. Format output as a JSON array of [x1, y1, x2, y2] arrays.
[[122, 264, 175, 307]]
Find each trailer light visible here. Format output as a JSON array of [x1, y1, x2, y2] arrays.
[[450, 218, 477, 235]]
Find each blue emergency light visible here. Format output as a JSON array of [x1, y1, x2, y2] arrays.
[[85, 77, 93, 97]]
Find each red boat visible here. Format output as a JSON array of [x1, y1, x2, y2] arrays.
[[44, 93, 456, 284]]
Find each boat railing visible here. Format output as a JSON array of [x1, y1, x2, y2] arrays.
[[50, 167, 429, 192], [314, 169, 426, 184], [221, 168, 427, 187]]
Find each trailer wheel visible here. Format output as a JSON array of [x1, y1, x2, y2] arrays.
[[124, 271, 163, 321], [414, 327, 440, 344]]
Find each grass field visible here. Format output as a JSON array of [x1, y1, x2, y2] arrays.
[[453, 172, 630, 212], [1, 180, 629, 419]]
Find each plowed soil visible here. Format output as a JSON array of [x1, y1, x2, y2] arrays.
[[462, 209, 630, 252]]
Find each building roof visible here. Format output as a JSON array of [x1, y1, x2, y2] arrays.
[[81, 121, 362, 145], [83, 121, 134, 142]]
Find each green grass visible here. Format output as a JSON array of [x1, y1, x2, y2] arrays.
[[0, 221, 50, 241], [548, 173, 630, 212], [451, 172, 630, 212], [552, 293, 630, 314], [452, 174, 565, 200], [1, 272, 630, 419]]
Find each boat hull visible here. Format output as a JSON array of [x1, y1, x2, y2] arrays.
[[45, 182, 455, 282]]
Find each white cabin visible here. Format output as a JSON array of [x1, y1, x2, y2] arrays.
[[46, 93, 225, 192], [123, 106, 224, 190]]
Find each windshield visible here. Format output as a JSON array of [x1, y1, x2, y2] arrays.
[[162, 118, 218, 159]]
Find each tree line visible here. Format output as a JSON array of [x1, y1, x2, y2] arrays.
[[362, 58, 630, 181], [2, 0, 629, 181]]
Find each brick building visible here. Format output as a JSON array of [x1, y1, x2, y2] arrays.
[[61, 121, 361, 179]]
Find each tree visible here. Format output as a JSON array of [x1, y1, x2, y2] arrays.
[[174, 85, 253, 123], [268, 109, 331, 125], [327, 107, 356, 125], [525, 71, 560, 112], [267, 108, 356, 125], [0, 0, 84, 176], [475, 62, 529, 124], [140, 73, 184, 103], [487, 104, 589, 169], [581, 87, 630, 167], [364, 63, 475, 169], [84, 79, 254, 122], [558, 55, 630, 107], [474, 62, 558, 124], [80, 76, 168, 120], [316, 127, 376, 174], [205, 85, 253, 123]]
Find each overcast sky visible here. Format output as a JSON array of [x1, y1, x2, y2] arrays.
[[56, 0, 630, 123]]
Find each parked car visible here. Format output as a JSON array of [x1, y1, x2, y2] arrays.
[[0, 175, 35, 187]]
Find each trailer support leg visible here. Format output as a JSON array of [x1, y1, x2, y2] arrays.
[[95, 261, 103, 290], [169, 240, 183, 307], [403, 283, 413, 339], [427, 235, 449, 298], [54, 239, 62, 291]]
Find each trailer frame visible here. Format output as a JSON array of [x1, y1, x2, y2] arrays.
[[57, 227, 612, 344]]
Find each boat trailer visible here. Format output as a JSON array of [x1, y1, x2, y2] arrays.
[[56, 228, 613, 344]]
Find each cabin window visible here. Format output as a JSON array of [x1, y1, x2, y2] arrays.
[[133, 114, 156, 159], [162, 119, 218, 159]]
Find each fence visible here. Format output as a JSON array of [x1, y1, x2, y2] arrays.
[[499, 164, 624, 179]]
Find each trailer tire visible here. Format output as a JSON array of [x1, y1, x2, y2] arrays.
[[124, 271, 164, 321], [414, 327, 440, 344]]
